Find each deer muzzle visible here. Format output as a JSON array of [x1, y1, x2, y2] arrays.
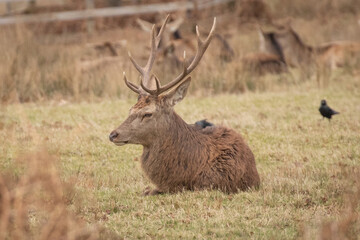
[[109, 130, 129, 146]]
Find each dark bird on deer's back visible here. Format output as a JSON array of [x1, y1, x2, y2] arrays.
[[319, 99, 339, 121], [195, 119, 214, 129]]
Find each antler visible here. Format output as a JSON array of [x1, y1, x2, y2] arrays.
[[141, 17, 216, 96], [124, 14, 170, 94], [124, 16, 216, 96]]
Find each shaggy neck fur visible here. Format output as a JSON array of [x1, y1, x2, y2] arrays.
[[141, 111, 210, 191]]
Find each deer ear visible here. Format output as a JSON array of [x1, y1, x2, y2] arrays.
[[257, 25, 266, 47], [167, 17, 184, 33], [165, 77, 191, 107], [136, 18, 153, 32]]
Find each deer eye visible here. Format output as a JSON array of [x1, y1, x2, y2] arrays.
[[142, 113, 153, 120]]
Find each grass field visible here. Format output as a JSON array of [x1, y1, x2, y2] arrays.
[[1, 0, 360, 238], [1, 76, 359, 239]]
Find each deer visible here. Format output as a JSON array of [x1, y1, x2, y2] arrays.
[[239, 27, 288, 75], [109, 15, 260, 196], [241, 52, 288, 75], [76, 39, 129, 74], [260, 24, 360, 70]]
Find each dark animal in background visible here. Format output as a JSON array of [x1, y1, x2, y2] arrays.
[[195, 119, 214, 129], [319, 99, 339, 121]]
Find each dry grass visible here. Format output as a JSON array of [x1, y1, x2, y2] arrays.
[[1, 77, 359, 238], [267, 0, 360, 19], [1, 1, 359, 102], [0, 150, 101, 239], [0, 1, 360, 239]]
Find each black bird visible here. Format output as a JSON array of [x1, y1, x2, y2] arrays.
[[195, 119, 214, 129], [319, 99, 339, 121]]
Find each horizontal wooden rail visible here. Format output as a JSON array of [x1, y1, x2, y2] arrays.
[[0, 0, 232, 25], [0, 0, 32, 2]]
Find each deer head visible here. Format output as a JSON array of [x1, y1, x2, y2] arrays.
[[257, 26, 286, 63], [109, 15, 216, 147]]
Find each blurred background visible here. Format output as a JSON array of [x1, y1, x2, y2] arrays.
[[0, 0, 359, 102]]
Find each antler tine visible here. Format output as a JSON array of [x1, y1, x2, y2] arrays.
[[143, 15, 170, 83], [140, 75, 161, 95], [154, 74, 161, 91], [123, 72, 141, 94], [128, 52, 144, 75], [128, 14, 170, 93], [127, 28, 155, 78], [148, 17, 216, 95], [188, 17, 217, 73], [155, 14, 170, 47]]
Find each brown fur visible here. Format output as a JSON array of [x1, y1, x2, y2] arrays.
[[110, 86, 260, 195], [110, 17, 259, 195], [262, 27, 313, 67], [316, 41, 360, 68], [259, 29, 286, 63], [242, 52, 288, 75]]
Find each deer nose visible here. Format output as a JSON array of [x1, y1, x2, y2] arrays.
[[109, 131, 119, 142]]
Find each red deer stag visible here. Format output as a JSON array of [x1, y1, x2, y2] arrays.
[[109, 15, 260, 195]]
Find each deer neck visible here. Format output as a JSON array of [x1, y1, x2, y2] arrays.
[[140, 111, 208, 186], [141, 111, 206, 162]]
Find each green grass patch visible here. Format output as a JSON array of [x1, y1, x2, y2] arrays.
[[1, 84, 359, 239]]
